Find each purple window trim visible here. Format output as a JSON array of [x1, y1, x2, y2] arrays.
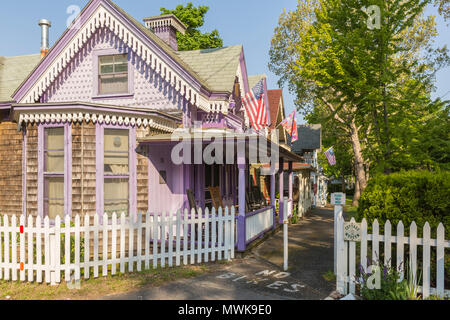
[[22, 128, 27, 216], [96, 123, 137, 220], [37, 122, 72, 219], [92, 48, 135, 99]]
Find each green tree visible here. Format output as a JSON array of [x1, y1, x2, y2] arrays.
[[160, 3, 223, 51], [269, 0, 449, 204]]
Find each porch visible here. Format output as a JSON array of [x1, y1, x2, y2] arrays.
[[138, 129, 304, 252]]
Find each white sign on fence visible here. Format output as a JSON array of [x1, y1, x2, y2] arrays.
[[331, 193, 346, 206], [344, 221, 361, 242]]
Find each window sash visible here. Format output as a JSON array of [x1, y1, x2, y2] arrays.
[[104, 128, 130, 216], [98, 54, 128, 95]]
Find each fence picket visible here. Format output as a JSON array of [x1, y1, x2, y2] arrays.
[[102, 213, 108, 277], [152, 213, 158, 269], [128, 212, 134, 272], [183, 209, 188, 265], [84, 215, 90, 279], [93, 214, 99, 278], [27, 215, 33, 282], [168, 212, 174, 267], [36, 215, 42, 283], [11, 215, 17, 281], [223, 207, 229, 261], [349, 218, 356, 294], [422, 222, 431, 299], [64, 215, 71, 282], [160, 212, 166, 268], [44, 216, 49, 283], [74, 215, 80, 282], [197, 208, 202, 264], [372, 219, 379, 264], [211, 207, 217, 262], [204, 208, 210, 263], [175, 210, 181, 267], [436, 223, 445, 297], [111, 213, 117, 275], [137, 213, 143, 272], [360, 219, 367, 285], [384, 220, 391, 268], [218, 207, 223, 261], [397, 221, 404, 281], [231, 206, 235, 259], [54, 216, 61, 284], [145, 212, 150, 269], [409, 222, 418, 289], [4, 215, 10, 281], [190, 209, 195, 265], [18, 215, 25, 281]]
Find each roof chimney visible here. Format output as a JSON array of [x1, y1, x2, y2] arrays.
[[38, 19, 51, 58], [143, 15, 187, 51]]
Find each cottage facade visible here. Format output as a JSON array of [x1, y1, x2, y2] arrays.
[[0, 0, 305, 251]]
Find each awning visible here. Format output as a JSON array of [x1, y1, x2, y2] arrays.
[[138, 129, 304, 164]]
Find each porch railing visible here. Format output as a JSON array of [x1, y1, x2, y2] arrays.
[[245, 207, 274, 244]]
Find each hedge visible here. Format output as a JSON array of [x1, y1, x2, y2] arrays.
[[357, 170, 450, 238]]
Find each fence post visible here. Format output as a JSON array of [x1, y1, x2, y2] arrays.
[[336, 210, 346, 294], [334, 204, 343, 274]]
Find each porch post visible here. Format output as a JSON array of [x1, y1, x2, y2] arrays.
[[288, 161, 293, 218], [279, 157, 284, 224], [270, 171, 276, 229], [237, 161, 246, 252]]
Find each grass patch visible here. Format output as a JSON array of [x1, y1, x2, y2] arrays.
[[344, 195, 358, 222], [0, 261, 229, 300], [322, 270, 336, 282]]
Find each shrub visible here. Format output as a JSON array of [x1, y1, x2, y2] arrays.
[[357, 170, 450, 238]]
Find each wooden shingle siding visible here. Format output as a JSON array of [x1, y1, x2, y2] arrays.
[[0, 121, 23, 216], [26, 124, 38, 217], [72, 121, 97, 217]]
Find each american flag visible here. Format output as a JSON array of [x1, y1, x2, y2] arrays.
[[325, 147, 337, 166], [242, 79, 268, 131], [281, 111, 299, 143]]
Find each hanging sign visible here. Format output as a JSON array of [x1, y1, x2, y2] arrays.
[[331, 193, 346, 205]]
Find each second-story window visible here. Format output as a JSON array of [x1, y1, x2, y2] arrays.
[[98, 54, 128, 95]]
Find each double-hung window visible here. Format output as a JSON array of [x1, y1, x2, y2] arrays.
[[43, 127, 65, 219], [104, 129, 129, 216], [98, 54, 128, 95]]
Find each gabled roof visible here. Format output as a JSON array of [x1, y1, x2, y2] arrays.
[[176, 46, 243, 93], [267, 89, 283, 130], [0, 54, 41, 102], [11, 0, 247, 107]]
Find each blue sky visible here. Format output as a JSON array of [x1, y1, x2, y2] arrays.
[[0, 0, 448, 123]]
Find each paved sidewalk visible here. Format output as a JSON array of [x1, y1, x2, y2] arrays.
[[102, 207, 336, 300], [253, 206, 336, 297]]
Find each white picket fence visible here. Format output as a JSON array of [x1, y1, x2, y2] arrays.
[[336, 213, 449, 299], [0, 207, 235, 284]]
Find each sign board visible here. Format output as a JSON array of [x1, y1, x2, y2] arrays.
[[344, 221, 362, 242], [331, 193, 346, 206]]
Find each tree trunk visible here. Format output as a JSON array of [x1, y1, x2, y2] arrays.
[[353, 175, 360, 207], [341, 174, 346, 193], [350, 121, 367, 204]]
